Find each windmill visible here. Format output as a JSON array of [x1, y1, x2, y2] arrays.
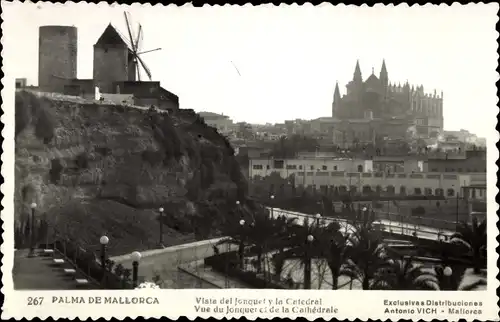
[[122, 11, 162, 81]]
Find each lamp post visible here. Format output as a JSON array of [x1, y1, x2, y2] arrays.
[[28, 203, 37, 257], [99, 235, 109, 287], [239, 219, 245, 269], [315, 213, 321, 227], [304, 234, 314, 289], [99, 235, 109, 271], [131, 251, 142, 288], [442, 266, 453, 290], [270, 195, 275, 219], [158, 207, 164, 246]]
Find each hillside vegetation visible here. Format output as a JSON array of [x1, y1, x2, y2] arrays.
[[15, 90, 255, 256]]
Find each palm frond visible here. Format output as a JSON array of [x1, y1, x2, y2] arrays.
[[460, 279, 487, 291]]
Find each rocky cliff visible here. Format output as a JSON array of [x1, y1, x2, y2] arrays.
[[15, 90, 250, 256]]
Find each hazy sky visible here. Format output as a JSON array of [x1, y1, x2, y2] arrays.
[[3, 2, 498, 137]]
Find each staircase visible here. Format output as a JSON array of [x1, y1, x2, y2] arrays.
[[13, 248, 98, 290]]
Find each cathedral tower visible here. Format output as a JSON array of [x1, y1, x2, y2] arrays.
[[380, 59, 388, 88], [332, 81, 341, 117]]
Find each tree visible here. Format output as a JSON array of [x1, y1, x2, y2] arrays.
[[339, 221, 388, 290], [371, 258, 438, 290], [450, 216, 487, 274], [316, 222, 350, 289], [273, 217, 321, 289], [15, 92, 31, 138], [34, 107, 55, 144]]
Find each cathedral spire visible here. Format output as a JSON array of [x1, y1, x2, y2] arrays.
[[332, 81, 341, 118], [334, 81, 341, 102], [380, 59, 388, 87], [353, 60, 362, 82]]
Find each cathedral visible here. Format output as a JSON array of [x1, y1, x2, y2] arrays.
[[331, 60, 444, 144]]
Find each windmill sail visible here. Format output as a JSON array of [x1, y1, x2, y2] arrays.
[[122, 11, 159, 82]]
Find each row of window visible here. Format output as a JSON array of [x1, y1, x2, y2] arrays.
[[300, 185, 457, 197], [430, 168, 486, 173], [252, 164, 363, 171]]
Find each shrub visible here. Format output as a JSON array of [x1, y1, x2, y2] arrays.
[[49, 159, 64, 184], [34, 106, 55, 144], [142, 150, 163, 167], [15, 92, 31, 138], [76, 153, 89, 169]]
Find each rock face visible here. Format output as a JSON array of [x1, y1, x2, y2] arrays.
[[15, 90, 248, 256]]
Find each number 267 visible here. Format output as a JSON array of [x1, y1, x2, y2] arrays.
[[28, 297, 44, 306]]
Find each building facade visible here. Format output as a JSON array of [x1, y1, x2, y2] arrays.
[[249, 157, 373, 180], [427, 149, 487, 173], [298, 171, 476, 199]]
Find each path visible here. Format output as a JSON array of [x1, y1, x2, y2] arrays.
[[13, 249, 97, 290]]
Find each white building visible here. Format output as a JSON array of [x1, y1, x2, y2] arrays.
[[249, 156, 373, 179]]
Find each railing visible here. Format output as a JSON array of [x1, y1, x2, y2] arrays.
[[15, 216, 134, 289], [266, 207, 455, 241]]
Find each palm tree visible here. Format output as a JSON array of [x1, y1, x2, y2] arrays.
[[435, 265, 486, 291], [371, 257, 439, 290], [339, 220, 388, 290], [273, 217, 321, 289], [450, 216, 486, 274], [316, 221, 350, 289]]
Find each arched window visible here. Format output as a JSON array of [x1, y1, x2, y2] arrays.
[[400, 186, 406, 195], [376, 185, 383, 195], [435, 188, 444, 196], [338, 185, 347, 194], [350, 186, 358, 195], [357, 165, 363, 172], [447, 188, 455, 197], [414, 188, 422, 195], [386, 185, 395, 195]]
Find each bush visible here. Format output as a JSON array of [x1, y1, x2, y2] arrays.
[[49, 159, 64, 184], [34, 106, 55, 144], [15, 92, 31, 138], [76, 153, 89, 169]]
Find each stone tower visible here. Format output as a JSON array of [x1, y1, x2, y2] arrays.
[[38, 26, 78, 93], [93, 24, 137, 93]]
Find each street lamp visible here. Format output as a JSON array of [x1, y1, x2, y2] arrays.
[[315, 213, 321, 227], [158, 207, 164, 246], [131, 251, 142, 288], [238, 219, 246, 269], [99, 235, 109, 271], [304, 235, 314, 289], [28, 203, 37, 257], [443, 266, 452, 277], [270, 195, 275, 219], [235, 200, 240, 206]]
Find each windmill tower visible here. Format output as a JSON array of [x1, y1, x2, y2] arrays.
[[93, 12, 161, 93]]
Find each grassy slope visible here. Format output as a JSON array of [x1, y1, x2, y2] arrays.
[[15, 90, 248, 256]]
